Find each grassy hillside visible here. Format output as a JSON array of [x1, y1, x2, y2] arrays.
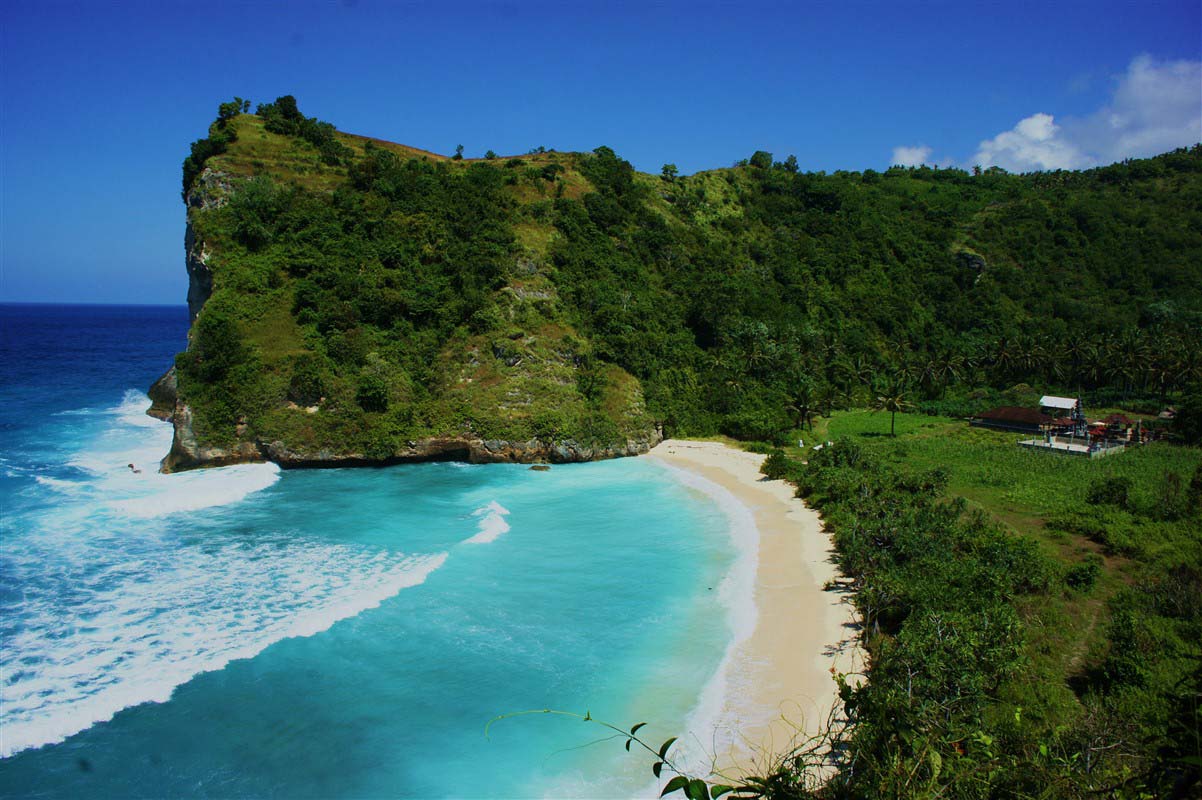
[[168, 96, 1202, 468], [171, 100, 656, 465]]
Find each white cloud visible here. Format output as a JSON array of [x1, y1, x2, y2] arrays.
[[892, 144, 932, 167], [1070, 54, 1202, 163], [972, 112, 1091, 172], [968, 55, 1202, 172]]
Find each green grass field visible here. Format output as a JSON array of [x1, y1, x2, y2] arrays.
[[791, 410, 1199, 563], [774, 410, 1201, 736]]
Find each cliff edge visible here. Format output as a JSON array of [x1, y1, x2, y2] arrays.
[[154, 98, 660, 471]]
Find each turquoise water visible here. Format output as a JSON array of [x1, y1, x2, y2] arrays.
[[0, 305, 738, 798]]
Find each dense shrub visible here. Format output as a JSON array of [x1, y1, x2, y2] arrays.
[[256, 95, 352, 165], [760, 449, 791, 479], [1065, 554, 1103, 591], [287, 355, 326, 406], [182, 98, 245, 196], [1087, 476, 1132, 509], [186, 309, 246, 382], [355, 372, 389, 412]]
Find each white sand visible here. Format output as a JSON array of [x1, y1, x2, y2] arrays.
[[645, 439, 862, 781]]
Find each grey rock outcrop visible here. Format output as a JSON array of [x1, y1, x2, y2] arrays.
[[183, 168, 233, 321], [160, 403, 263, 472], [184, 221, 213, 322], [146, 367, 178, 421], [160, 411, 661, 473]]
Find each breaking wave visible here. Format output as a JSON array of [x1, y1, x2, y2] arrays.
[[464, 500, 511, 544], [1, 389, 446, 757], [0, 538, 447, 757]]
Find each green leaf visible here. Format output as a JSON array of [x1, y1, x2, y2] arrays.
[[686, 779, 709, 800], [625, 739, 632, 752], [660, 776, 688, 796], [710, 785, 736, 798], [652, 761, 663, 778], [631, 722, 647, 736], [658, 737, 677, 760]]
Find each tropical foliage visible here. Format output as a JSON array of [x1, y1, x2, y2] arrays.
[[176, 97, 1201, 459]]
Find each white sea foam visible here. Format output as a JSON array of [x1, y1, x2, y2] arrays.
[[641, 463, 761, 793], [464, 500, 511, 544], [107, 462, 281, 518], [33, 476, 87, 495], [1, 455, 33, 477], [53, 390, 281, 518], [0, 389, 411, 757], [0, 535, 448, 758]]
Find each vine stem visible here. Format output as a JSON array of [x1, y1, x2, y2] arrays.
[[485, 709, 682, 771]]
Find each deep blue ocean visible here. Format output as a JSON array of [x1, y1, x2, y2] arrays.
[[0, 304, 741, 798]]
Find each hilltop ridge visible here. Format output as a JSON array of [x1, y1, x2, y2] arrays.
[[156, 96, 1202, 471]]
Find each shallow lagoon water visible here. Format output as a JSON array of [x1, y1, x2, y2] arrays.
[[0, 305, 738, 798]]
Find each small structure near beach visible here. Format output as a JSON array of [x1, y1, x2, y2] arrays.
[[973, 395, 1131, 457], [1039, 396, 1086, 435], [1021, 397, 1132, 458], [970, 406, 1055, 434], [1018, 434, 1124, 458]]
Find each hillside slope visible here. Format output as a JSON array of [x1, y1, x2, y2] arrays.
[[155, 97, 1202, 470]]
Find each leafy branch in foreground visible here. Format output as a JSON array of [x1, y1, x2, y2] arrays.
[[486, 709, 734, 798], [485, 703, 852, 799]]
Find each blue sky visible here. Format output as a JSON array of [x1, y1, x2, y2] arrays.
[[2, 0, 1199, 304]]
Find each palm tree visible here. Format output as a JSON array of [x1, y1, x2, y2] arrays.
[[1064, 333, 1090, 390], [786, 379, 815, 430], [1146, 357, 1176, 405], [991, 336, 1016, 383], [1083, 342, 1108, 389], [919, 349, 967, 399], [1177, 339, 1202, 388], [873, 380, 912, 437], [837, 354, 875, 405], [1014, 336, 1048, 383]]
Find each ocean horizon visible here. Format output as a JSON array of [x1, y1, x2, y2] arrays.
[[0, 303, 750, 798]]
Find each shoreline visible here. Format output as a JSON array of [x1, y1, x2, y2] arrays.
[[644, 439, 862, 785]]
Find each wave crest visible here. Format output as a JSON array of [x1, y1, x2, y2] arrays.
[[464, 500, 511, 544], [0, 539, 447, 758]]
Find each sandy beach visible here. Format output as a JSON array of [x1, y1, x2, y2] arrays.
[[645, 439, 862, 782]]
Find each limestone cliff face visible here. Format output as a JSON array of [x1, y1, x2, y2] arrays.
[[184, 221, 212, 323], [160, 407, 660, 472], [183, 168, 230, 321]]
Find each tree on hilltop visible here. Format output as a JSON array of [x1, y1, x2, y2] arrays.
[[217, 97, 250, 123]]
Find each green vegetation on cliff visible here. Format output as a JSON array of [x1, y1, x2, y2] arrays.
[[172, 96, 1201, 465], [175, 99, 654, 463]]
